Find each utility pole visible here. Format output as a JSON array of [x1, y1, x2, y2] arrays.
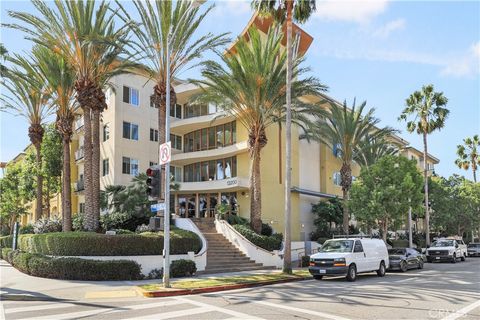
[[163, 31, 171, 289], [408, 198, 413, 248]]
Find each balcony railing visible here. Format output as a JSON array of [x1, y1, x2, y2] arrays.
[[75, 147, 84, 161], [75, 117, 84, 131], [74, 179, 84, 192]]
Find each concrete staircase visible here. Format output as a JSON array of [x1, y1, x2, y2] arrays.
[[193, 218, 266, 274]]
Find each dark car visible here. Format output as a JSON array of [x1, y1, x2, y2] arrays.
[[388, 248, 424, 272], [413, 248, 427, 263], [467, 243, 480, 257]]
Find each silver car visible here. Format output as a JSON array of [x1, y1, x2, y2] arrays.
[[467, 243, 480, 257]]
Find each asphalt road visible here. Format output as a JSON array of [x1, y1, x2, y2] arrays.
[[1, 258, 479, 320]]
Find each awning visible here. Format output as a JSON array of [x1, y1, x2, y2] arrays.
[[291, 187, 341, 199]]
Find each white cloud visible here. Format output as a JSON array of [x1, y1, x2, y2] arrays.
[[441, 42, 480, 77], [314, 0, 389, 24], [212, 0, 252, 17], [372, 18, 406, 38]]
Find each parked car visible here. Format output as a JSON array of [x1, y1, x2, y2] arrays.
[[467, 243, 480, 257], [388, 248, 424, 271], [426, 238, 467, 263], [309, 237, 389, 282], [413, 248, 427, 263]]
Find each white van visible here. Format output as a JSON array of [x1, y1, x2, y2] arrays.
[[309, 237, 389, 281]]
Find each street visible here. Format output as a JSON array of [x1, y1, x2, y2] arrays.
[[1, 258, 479, 320]]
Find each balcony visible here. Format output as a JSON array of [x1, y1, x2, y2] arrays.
[[75, 147, 84, 161], [170, 112, 234, 135], [172, 141, 248, 165], [75, 117, 84, 131], [177, 177, 249, 193], [74, 179, 84, 192]]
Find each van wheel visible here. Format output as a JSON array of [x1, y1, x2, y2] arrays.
[[376, 261, 386, 277], [313, 275, 323, 280], [451, 254, 457, 263], [346, 264, 357, 282], [461, 254, 466, 262], [418, 260, 424, 269], [400, 261, 408, 272]]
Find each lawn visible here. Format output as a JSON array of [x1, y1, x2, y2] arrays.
[[140, 270, 312, 291]]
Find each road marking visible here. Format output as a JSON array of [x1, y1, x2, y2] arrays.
[[441, 299, 480, 320], [251, 300, 352, 320], [127, 306, 216, 320], [4, 302, 76, 314], [175, 297, 264, 319], [448, 279, 471, 285], [0, 301, 5, 320], [84, 289, 138, 299]]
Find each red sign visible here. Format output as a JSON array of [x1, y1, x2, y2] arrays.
[[159, 141, 171, 165]]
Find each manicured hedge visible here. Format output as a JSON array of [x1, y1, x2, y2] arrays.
[[0, 235, 13, 248], [5, 230, 201, 256], [3, 250, 142, 280], [392, 239, 409, 248], [233, 224, 283, 251], [170, 259, 197, 278]]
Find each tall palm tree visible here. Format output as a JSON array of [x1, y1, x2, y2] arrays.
[[252, 0, 316, 274], [191, 26, 325, 234], [354, 133, 398, 168], [30, 45, 77, 231], [118, 0, 228, 145], [8, 0, 137, 231], [455, 135, 479, 183], [1, 54, 52, 221], [305, 99, 396, 234], [399, 84, 449, 246]]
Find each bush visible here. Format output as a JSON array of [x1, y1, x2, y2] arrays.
[[0, 235, 13, 248], [135, 224, 151, 233], [170, 259, 196, 278], [5, 250, 143, 280], [146, 268, 163, 279], [18, 230, 201, 256], [20, 224, 34, 234], [110, 229, 134, 235], [33, 216, 62, 234], [261, 223, 273, 237], [1, 248, 12, 260], [72, 213, 87, 231], [233, 224, 283, 251], [101, 211, 150, 232], [392, 239, 409, 248], [224, 214, 248, 226], [301, 255, 310, 267]]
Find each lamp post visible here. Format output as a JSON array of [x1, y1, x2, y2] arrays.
[[408, 198, 413, 248]]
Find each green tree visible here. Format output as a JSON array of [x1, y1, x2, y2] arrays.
[[191, 26, 324, 234], [0, 43, 8, 78], [398, 84, 449, 245], [455, 135, 479, 183], [8, 0, 138, 231], [1, 54, 52, 221], [305, 100, 396, 234], [311, 197, 343, 236], [349, 155, 424, 241], [119, 0, 228, 145], [252, 0, 317, 274]]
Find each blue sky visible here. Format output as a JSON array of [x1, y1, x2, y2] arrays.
[[1, 0, 479, 180]]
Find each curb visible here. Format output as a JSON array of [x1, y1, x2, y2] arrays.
[[139, 276, 312, 298]]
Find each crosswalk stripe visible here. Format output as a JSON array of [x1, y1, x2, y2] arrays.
[[174, 297, 264, 320], [4, 303, 77, 314], [251, 300, 351, 320], [127, 306, 216, 320]]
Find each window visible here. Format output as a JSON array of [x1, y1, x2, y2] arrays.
[[184, 103, 210, 118], [333, 171, 341, 186], [123, 122, 139, 140], [183, 156, 237, 182], [103, 124, 110, 142], [150, 95, 157, 108], [170, 103, 182, 119], [102, 159, 109, 176], [122, 157, 139, 176], [150, 128, 159, 142], [354, 241, 364, 253], [170, 166, 182, 182], [170, 134, 182, 150], [123, 86, 139, 106], [79, 203, 85, 214], [183, 122, 237, 152]]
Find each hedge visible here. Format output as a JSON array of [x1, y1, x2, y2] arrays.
[[2, 230, 201, 256], [170, 259, 197, 278], [392, 239, 409, 248], [0, 235, 13, 248], [233, 224, 283, 251], [3, 250, 143, 280]]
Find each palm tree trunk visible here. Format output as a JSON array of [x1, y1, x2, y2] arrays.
[[45, 176, 50, 218], [34, 143, 43, 221], [278, 122, 282, 184], [82, 106, 94, 230], [92, 109, 101, 230], [472, 164, 477, 183], [62, 137, 72, 231], [250, 146, 262, 234], [340, 162, 352, 234], [423, 131, 430, 246], [283, 0, 293, 275]]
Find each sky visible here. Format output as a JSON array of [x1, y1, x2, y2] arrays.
[[1, 0, 479, 180]]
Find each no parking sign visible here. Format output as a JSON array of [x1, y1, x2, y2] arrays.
[[159, 141, 171, 165]]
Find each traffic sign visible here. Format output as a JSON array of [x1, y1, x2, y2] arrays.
[[159, 141, 171, 165], [151, 202, 166, 212]]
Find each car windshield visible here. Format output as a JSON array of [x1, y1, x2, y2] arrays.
[[468, 244, 480, 248], [431, 240, 455, 247], [320, 240, 354, 253], [388, 249, 406, 255]]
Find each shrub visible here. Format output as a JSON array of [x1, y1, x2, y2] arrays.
[[18, 230, 202, 256], [170, 259, 196, 278], [261, 223, 273, 237], [135, 224, 150, 233], [146, 268, 163, 279], [392, 239, 409, 248], [233, 224, 283, 251], [5, 250, 143, 280], [1, 248, 12, 260], [72, 213, 87, 231], [33, 216, 62, 234], [111, 229, 134, 235], [0, 235, 13, 248], [20, 224, 34, 234], [301, 255, 310, 267]]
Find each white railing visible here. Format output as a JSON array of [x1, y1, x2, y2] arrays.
[[75, 117, 84, 131]]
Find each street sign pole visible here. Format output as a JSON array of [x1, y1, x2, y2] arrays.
[[163, 31, 171, 289]]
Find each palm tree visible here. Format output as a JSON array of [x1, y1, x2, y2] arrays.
[[30, 45, 77, 231], [399, 84, 449, 246], [252, 0, 316, 274], [118, 0, 228, 145], [1, 54, 52, 221], [354, 133, 398, 168], [8, 0, 137, 231], [305, 99, 396, 234], [455, 135, 479, 183], [191, 26, 325, 234]]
